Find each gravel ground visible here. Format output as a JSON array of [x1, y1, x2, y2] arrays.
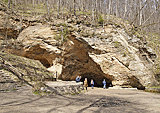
[[0, 86, 160, 113]]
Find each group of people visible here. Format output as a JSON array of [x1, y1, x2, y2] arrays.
[[75, 76, 107, 90]]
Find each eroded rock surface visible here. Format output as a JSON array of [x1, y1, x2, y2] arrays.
[[16, 25, 61, 68], [59, 35, 113, 86], [1, 14, 159, 89]]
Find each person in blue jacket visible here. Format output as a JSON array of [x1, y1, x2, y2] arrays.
[[90, 79, 94, 89], [102, 79, 106, 89], [75, 76, 81, 82]]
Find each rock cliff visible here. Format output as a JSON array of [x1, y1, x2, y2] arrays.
[[0, 5, 159, 89], [7, 22, 158, 89]]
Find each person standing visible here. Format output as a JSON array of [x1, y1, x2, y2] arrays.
[[90, 79, 94, 89], [84, 78, 88, 90], [75, 76, 81, 82], [102, 79, 106, 89]]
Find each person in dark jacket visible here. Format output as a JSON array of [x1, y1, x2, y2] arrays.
[[102, 79, 106, 89], [90, 79, 94, 89]]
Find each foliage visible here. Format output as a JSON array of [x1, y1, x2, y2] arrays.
[[54, 34, 61, 41], [56, 23, 67, 27], [114, 41, 120, 48], [123, 52, 127, 57], [4, 0, 8, 3], [33, 90, 41, 95], [145, 89, 160, 93], [98, 14, 104, 24], [11, 88, 17, 91], [60, 27, 70, 42]]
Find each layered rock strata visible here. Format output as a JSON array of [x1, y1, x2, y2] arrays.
[[4, 23, 159, 89]]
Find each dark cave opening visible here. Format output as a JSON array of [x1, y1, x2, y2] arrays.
[[80, 73, 112, 87], [39, 58, 51, 68]]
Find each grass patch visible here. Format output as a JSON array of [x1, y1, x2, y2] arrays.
[[114, 41, 120, 48], [71, 91, 82, 95], [11, 88, 17, 91], [148, 86, 160, 88], [33, 90, 41, 95], [145, 89, 160, 93]]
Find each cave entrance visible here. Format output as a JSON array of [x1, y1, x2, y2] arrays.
[[39, 58, 51, 68], [80, 73, 112, 88]]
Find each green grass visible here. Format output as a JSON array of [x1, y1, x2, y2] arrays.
[[33, 90, 41, 95], [145, 86, 160, 93], [114, 41, 120, 48], [11, 88, 17, 91], [123, 52, 127, 57], [148, 86, 160, 88], [71, 91, 81, 95], [145, 89, 160, 93]]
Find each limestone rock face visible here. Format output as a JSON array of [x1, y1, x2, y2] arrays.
[[82, 26, 159, 88], [4, 23, 159, 89], [1, 3, 159, 89], [16, 25, 61, 67], [59, 35, 113, 86]]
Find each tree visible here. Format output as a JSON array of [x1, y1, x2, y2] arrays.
[[139, 0, 142, 25], [8, 0, 10, 9], [92, 0, 94, 23], [123, 0, 127, 19], [57, 0, 60, 18], [116, 0, 119, 17], [46, 0, 49, 15], [73, 0, 76, 16], [33, 0, 34, 7]]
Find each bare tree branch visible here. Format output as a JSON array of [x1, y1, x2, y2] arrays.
[[130, 0, 148, 25], [141, 4, 160, 26]]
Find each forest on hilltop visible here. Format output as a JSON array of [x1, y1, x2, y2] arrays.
[[2, 0, 160, 34]]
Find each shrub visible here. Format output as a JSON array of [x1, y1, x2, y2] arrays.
[[98, 14, 104, 24], [114, 41, 120, 48], [123, 52, 127, 57]]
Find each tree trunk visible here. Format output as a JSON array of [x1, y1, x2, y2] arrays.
[[8, 0, 10, 9], [92, 0, 94, 23], [109, 0, 111, 14], [73, 0, 76, 16], [139, 0, 142, 25], [123, 0, 127, 19], [25, 0, 27, 6], [100, 1, 102, 13], [116, 0, 119, 17], [142, 4, 159, 26], [46, 0, 49, 15], [57, 0, 60, 18], [33, 0, 34, 7], [14, 0, 16, 5]]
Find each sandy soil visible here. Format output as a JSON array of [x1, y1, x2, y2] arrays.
[[0, 86, 160, 113]]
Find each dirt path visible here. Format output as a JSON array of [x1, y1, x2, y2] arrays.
[[0, 86, 160, 113]]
